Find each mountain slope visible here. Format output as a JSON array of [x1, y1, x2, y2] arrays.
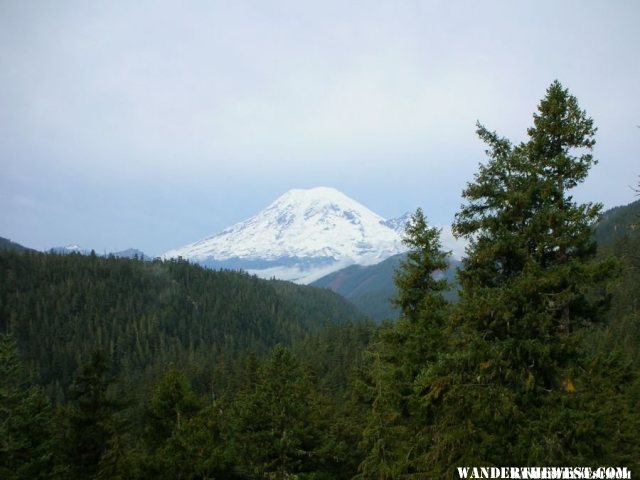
[[312, 253, 405, 299], [313, 199, 640, 322], [0, 236, 34, 253], [0, 249, 365, 396], [311, 254, 406, 321], [596, 198, 640, 246], [312, 253, 462, 322], [163, 187, 408, 283]]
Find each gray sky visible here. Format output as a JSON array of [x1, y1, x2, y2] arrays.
[[1, 0, 639, 256]]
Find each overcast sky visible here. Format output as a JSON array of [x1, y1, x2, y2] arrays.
[[1, 0, 639, 256]]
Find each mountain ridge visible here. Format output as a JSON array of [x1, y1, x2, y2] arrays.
[[312, 254, 462, 322]]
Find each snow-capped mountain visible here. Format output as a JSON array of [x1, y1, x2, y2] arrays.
[[163, 187, 410, 284]]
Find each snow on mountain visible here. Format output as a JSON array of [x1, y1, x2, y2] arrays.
[[50, 244, 91, 255], [380, 212, 412, 233], [163, 187, 410, 284]]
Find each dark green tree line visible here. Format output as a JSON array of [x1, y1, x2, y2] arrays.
[[0, 252, 364, 400]]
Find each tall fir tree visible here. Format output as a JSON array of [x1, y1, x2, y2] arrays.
[[59, 350, 124, 480], [358, 209, 451, 478], [394, 208, 451, 323], [0, 335, 55, 479], [411, 81, 636, 474], [231, 346, 339, 479]]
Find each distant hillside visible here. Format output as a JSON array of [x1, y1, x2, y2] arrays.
[[0, 236, 34, 253], [312, 253, 461, 322], [110, 248, 151, 260], [312, 198, 640, 322], [313, 253, 404, 298], [312, 254, 404, 321], [0, 250, 365, 398], [48, 245, 152, 260], [596, 199, 640, 246]]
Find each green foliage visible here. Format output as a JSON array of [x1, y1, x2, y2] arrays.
[[595, 199, 640, 246], [357, 210, 452, 477], [424, 81, 635, 472], [0, 237, 33, 253], [394, 208, 450, 322], [0, 251, 364, 399], [357, 81, 639, 478], [454, 80, 609, 345], [0, 334, 55, 479], [144, 367, 202, 449], [137, 367, 238, 479], [293, 320, 377, 395], [59, 350, 124, 480], [0, 250, 375, 478], [592, 230, 640, 361], [312, 252, 461, 323], [230, 346, 332, 479]]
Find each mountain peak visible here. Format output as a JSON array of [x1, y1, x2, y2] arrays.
[[262, 187, 385, 228], [270, 186, 376, 209], [163, 187, 407, 283], [277, 186, 365, 207], [282, 186, 345, 198]]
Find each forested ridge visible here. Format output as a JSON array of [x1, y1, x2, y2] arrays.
[[2, 82, 639, 478], [0, 251, 375, 478], [0, 252, 366, 399]]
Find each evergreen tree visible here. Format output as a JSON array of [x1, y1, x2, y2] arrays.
[[412, 81, 633, 474], [232, 346, 336, 479], [59, 350, 123, 480], [0, 334, 55, 479], [393, 208, 451, 322], [358, 210, 451, 477], [145, 367, 201, 447], [139, 367, 240, 479], [0, 250, 363, 400]]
